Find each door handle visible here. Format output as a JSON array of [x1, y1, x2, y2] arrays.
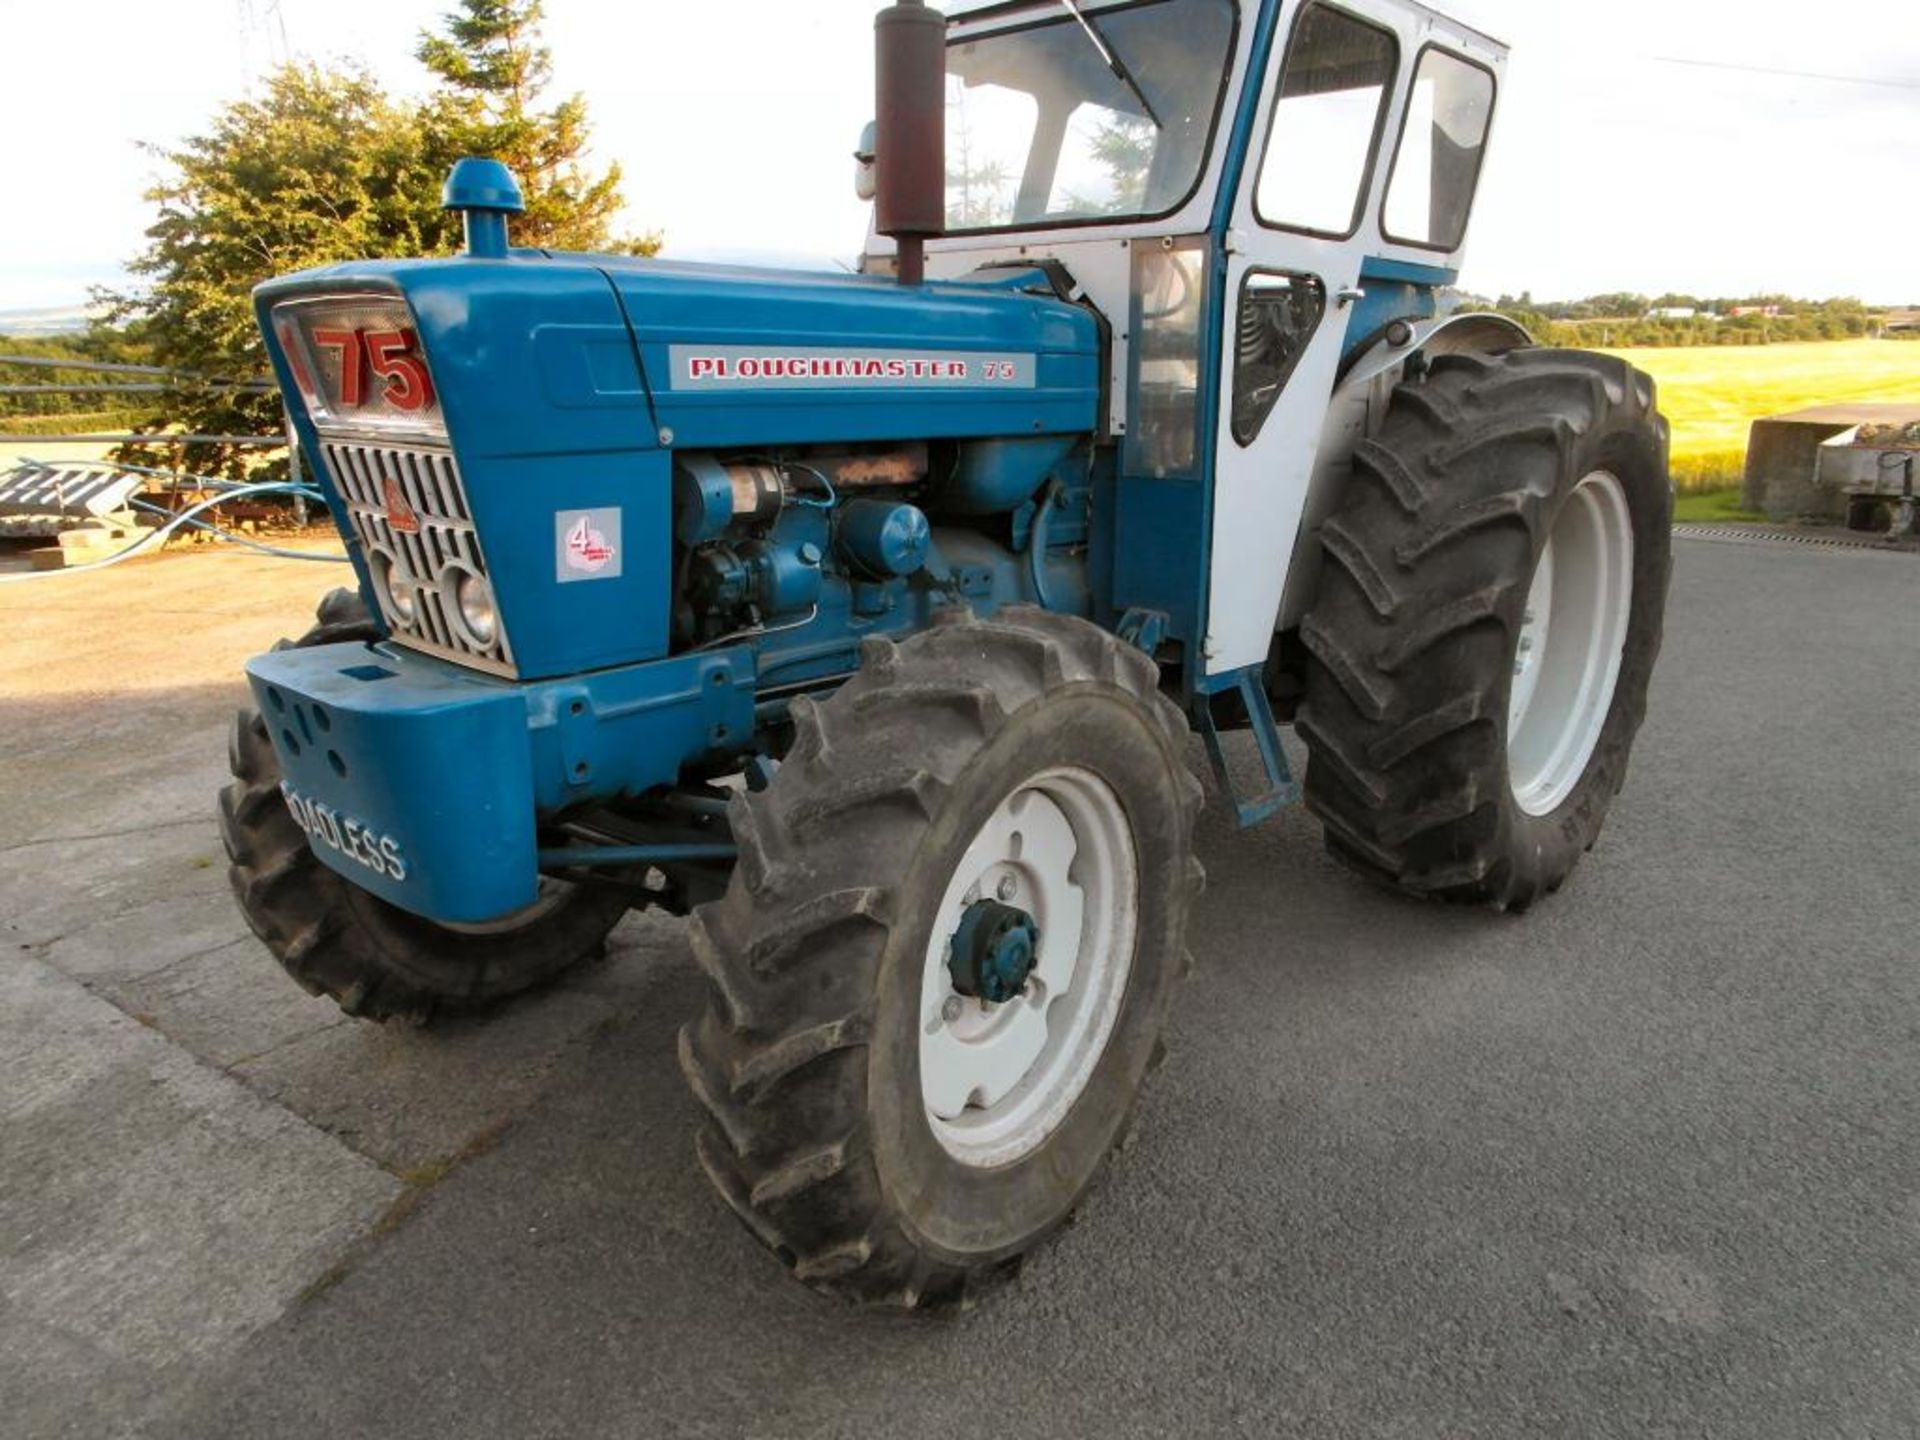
[[1335, 286, 1367, 308]]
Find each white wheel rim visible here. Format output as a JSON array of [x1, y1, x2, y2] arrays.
[[919, 767, 1138, 1168], [1508, 468, 1635, 817]]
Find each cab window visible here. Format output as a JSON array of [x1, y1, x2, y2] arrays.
[[1381, 46, 1495, 250], [944, 0, 1238, 232], [1253, 4, 1398, 237]]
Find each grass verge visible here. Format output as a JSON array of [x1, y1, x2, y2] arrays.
[[1672, 488, 1765, 524]]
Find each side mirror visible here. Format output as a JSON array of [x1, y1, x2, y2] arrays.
[[853, 121, 878, 202]]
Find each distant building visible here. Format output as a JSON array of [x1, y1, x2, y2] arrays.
[[1646, 306, 1700, 320], [1726, 305, 1783, 318], [1884, 309, 1920, 333]]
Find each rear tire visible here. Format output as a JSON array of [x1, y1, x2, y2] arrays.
[[680, 607, 1203, 1306], [1296, 348, 1671, 910], [219, 587, 629, 1023]]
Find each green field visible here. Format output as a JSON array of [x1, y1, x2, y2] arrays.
[[1670, 488, 1765, 524], [1597, 338, 1920, 493]]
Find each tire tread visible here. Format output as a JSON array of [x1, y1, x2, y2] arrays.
[[1297, 348, 1671, 907], [681, 606, 1203, 1307]]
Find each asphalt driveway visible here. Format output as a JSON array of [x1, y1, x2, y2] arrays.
[[5, 534, 1917, 1439]]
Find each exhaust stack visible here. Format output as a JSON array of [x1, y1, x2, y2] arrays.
[[873, 0, 945, 285]]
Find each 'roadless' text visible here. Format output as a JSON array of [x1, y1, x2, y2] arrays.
[[282, 783, 408, 881]]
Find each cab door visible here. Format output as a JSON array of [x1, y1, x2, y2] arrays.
[[1203, 0, 1410, 678]]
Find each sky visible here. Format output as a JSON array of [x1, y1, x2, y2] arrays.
[[1, 0, 1916, 314]]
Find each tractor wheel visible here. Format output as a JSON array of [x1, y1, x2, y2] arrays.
[[1296, 348, 1671, 910], [681, 607, 1203, 1306], [219, 587, 629, 1023]]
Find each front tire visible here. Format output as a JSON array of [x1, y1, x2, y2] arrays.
[[219, 588, 630, 1023], [681, 607, 1203, 1306], [1296, 348, 1671, 910]]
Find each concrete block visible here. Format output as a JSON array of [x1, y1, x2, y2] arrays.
[[1743, 417, 1851, 519]]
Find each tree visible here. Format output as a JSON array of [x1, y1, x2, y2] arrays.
[[1087, 113, 1153, 213], [0, 326, 154, 423], [107, 0, 658, 478], [1587, 292, 1650, 320], [106, 66, 449, 476], [945, 152, 1014, 228], [946, 82, 1016, 229], [417, 0, 659, 254]]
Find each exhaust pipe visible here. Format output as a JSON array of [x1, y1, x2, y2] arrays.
[[873, 0, 945, 285]]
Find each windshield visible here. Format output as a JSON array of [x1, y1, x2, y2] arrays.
[[944, 0, 1237, 233]]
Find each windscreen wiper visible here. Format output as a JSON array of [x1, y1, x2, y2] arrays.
[[1056, 0, 1164, 129]]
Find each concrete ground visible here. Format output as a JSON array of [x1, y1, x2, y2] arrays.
[[2, 534, 1916, 1438]]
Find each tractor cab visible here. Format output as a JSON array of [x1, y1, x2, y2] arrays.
[[866, 0, 1508, 679]]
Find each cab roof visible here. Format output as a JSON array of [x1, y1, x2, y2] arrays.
[[941, 0, 1506, 57]]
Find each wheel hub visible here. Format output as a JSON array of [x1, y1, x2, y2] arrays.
[[919, 768, 1138, 1169], [948, 899, 1040, 1004]]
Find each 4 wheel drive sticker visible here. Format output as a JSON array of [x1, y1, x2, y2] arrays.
[[309, 326, 436, 411], [282, 783, 408, 882], [555, 507, 623, 583], [565, 515, 614, 571], [668, 345, 1036, 390]]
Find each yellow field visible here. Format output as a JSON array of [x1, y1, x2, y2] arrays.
[[1597, 339, 1920, 491]]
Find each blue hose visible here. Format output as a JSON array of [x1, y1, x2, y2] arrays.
[[123, 496, 344, 563], [0, 481, 347, 583]]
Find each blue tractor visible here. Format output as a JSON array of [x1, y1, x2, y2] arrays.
[[227, 0, 1670, 1305]]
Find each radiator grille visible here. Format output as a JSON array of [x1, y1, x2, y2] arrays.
[[321, 440, 515, 675]]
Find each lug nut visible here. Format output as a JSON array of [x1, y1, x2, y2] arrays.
[[941, 995, 964, 1023], [996, 873, 1018, 901]]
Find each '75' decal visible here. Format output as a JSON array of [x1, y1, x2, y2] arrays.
[[309, 327, 436, 411]]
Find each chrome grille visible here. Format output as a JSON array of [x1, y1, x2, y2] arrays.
[[320, 440, 515, 675]]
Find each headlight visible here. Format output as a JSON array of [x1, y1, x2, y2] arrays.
[[453, 570, 497, 646], [373, 551, 417, 625]]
